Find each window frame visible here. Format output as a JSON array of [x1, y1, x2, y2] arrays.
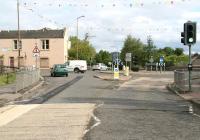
[[13, 40, 22, 50], [41, 39, 50, 50]]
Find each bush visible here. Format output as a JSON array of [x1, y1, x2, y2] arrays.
[[131, 65, 140, 72]]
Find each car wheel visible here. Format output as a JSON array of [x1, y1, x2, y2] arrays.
[[74, 68, 79, 73], [52, 73, 55, 77]]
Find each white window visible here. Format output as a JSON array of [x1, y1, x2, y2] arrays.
[[13, 40, 22, 50], [41, 40, 49, 50]]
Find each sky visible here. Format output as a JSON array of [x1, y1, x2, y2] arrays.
[[0, 0, 200, 53]]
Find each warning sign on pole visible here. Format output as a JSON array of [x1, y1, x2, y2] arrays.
[[33, 46, 40, 57]]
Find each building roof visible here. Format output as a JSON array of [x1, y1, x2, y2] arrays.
[[0, 28, 65, 39], [192, 54, 200, 66]]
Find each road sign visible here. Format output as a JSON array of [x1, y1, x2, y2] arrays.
[[33, 53, 40, 57], [33, 46, 40, 57], [160, 56, 164, 64], [33, 46, 40, 53], [125, 53, 132, 62], [149, 57, 154, 63], [114, 67, 119, 80]]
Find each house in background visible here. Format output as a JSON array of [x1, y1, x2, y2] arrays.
[[0, 27, 71, 68]]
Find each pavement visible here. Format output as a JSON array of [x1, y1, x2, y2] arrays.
[[0, 71, 79, 107], [167, 83, 200, 109], [0, 103, 95, 140], [94, 71, 132, 81]]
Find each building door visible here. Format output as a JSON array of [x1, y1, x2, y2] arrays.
[[40, 58, 49, 68], [9, 57, 14, 68], [19, 57, 25, 67]]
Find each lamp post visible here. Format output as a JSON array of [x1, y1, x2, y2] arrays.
[[76, 15, 85, 60], [17, 0, 21, 68]]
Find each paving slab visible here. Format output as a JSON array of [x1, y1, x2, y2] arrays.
[[0, 103, 95, 140]]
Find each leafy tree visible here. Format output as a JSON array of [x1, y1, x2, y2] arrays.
[[68, 36, 96, 63], [165, 55, 188, 67], [144, 35, 156, 62], [163, 47, 175, 56], [95, 50, 112, 65], [174, 48, 184, 56], [121, 35, 145, 66]]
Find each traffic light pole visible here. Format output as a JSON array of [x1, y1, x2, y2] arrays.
[[189, 45, 192, 92]]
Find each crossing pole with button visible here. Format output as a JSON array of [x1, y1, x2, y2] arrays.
[[181, 21, 197, 92]]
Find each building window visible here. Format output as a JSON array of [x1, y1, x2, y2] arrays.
[[13, 40, 22, 50], [41, 40, 49, 50]]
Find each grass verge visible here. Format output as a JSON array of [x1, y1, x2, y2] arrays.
[[0, 73, 16, 86]]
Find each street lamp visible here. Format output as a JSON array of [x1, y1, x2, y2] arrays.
[[76, 15, 85, 60]]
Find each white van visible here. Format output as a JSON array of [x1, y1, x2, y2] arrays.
[[65, 60, 87, 73]]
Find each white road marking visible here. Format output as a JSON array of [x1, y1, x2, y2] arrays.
[[189, 105, 194, 114], [188, 105, 200, 118], [193, 113, 200, 118], [83, 103, 104, 135]]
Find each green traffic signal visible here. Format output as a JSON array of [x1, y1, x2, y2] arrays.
[[186, 22, 196, 45], [181, 21, 197, 45]]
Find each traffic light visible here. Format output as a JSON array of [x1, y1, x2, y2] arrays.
[[181, 23, 186, 45], [185, 22, 196, 45]]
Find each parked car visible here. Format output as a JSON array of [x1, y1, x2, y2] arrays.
[[50, 64, 68, 77], [65, 60, 87, 73], [92, 63, 108, 71]]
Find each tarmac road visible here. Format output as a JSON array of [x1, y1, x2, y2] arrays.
[[0, 71, 200, 140], [46, 71, 200, 140]]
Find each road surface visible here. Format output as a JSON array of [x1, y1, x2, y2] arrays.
[[0, 71, 200, 140]]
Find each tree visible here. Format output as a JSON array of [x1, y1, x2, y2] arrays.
[[144, 35, 156, 62], [95, 50, 112, 65], [163, 47, 175, 56], [121, 35, 145, 66], [174, 48, 184, 56], [68, 36, 96, 63]]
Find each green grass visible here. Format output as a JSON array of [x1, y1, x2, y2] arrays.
[[0, 73, 16, 86]]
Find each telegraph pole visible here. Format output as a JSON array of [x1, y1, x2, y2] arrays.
[[76, 18, 79, 60], [17, 0, 21, 68], [76, 16, 85, 60]]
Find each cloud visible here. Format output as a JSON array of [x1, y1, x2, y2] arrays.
[[0, 0, 200, 53]]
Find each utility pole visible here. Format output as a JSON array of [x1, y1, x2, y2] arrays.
[[189, 45, 192, 91], [181, 21, 197, 92], [17, 0, 21, 68], [76, 16, 85, 60], [76, 18, 79, 60]]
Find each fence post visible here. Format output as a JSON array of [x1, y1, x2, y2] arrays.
[[6, 73, 9, 84]]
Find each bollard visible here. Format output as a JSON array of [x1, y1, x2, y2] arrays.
[[125, 66, 129, 76]]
